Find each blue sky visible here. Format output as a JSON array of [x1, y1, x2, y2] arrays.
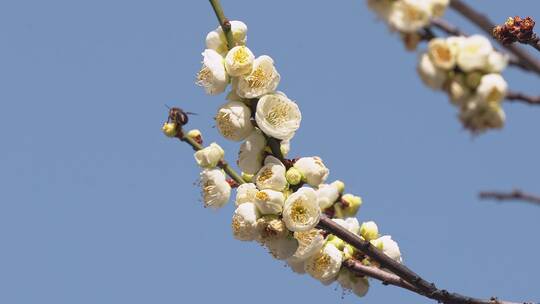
[[1, 0, 539, 303]]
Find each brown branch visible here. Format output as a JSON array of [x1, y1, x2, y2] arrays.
[[343, 259, 529, 304], [449, 0, 540, 75], [506, 91, 540, 105], [317, 216, 529, 304], [479, 190, 540, 205]]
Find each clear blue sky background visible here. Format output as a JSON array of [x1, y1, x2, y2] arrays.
[[1, 1, 539, 303]]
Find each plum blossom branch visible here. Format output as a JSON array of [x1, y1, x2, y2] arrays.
[[479, 190, 540, 206], [208, 0, 234, 49], [343, 259, 528, 304], [449, 0, 540, 75], [506, 91, 540, 105]]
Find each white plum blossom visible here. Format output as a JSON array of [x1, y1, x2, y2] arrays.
[[196, 49, 229, 95], [388, 0, 432, 33], [290, 229, 326, 261], [254, 189, 285, 215], [225, 45, 255, 76], [232, 202, 260, 241], [194, 142, 224, 168], [352, 277, 370, 297], [476, 73, 508, 104], [293, 156, 329, 187], [235, 55, 280, 98], [199, 169, 231, 209], [333, 217, 361, 235], [287, 258, 306, 274], [255, 92, 301, 140], [215, 101, 253, 141], [304, 244, 343, 283], [486, 52, 509, 73], [456, 35, 493, 72], [417, 53, 447, 90], [282, 187, 321, 232], [235, 183, 258, 207], [238, 129, 266, 175], [316, 182, 341, 209], [206, 20, 248, 55], [373, 235, 403, 263], [265, 236, 298, 260], [430, 0, 450, 17], [428, 38, 457, 70], [460, 97, 506, 132], [338, 270, 370, 297], [253, 156, 288, 191]]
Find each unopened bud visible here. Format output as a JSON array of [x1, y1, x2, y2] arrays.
[[360, 221, 379, 241], [326, 235, 345, 251], [162, 122, 178, 137], [241, 172, 253, 183], [186, 129, 203, 145], [331, 180, 345, 194], [286, 167, 303, 185], [334, 194, 362, 218], [465, 72, 482, 89]]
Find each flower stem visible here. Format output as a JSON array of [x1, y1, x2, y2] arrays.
[[208, 0, 235, 50]]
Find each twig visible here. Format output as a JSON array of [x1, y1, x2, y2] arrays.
[[479, 190, 540, 206], [506, 91, 540, 105], [449, 0, 540, 75], [343, 259, 528, 304], [492, 16, 540, 53], [208, 0, 235, 49]]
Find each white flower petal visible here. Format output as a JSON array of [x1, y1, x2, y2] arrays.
[[200, 169, 231, 208], [283, 187, 321, 232]]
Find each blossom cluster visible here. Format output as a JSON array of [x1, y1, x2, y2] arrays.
[[367, 0, 449, 46], [418, 35, 509, 133], [164, 20, 404, 297]]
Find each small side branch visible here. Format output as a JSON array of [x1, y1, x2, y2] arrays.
[[208, 0, 235, 49], [479, 190, 540, 206], [449, 0, 540, 75], [506, 91, 540, 105]]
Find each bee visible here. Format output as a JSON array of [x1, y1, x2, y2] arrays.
[[166, 105, 197, 126]]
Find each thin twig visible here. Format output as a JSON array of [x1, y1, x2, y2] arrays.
[[343, 259, 528, 304], [208, 0, 235, 49], [506, 91, 540, 105], [449, 0, 540, 75], [479, 190, 540, 206]]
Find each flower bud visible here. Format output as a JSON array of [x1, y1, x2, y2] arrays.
[[186, 129, 203, 145], [465, 71, 483, 89], [286, 167, 303, 186], [334, 194, 362, 218], [326, 235, 345, 251], [238, 129, 266, 175], [360, 221, 379, 241], [162, 122, 178, 137]]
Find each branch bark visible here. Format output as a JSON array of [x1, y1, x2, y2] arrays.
[[208, 0, 235, 49], [479, 190, 540, 205], [343, 259, 528, 304], [449, 0, 540, 75], [506, 91, 540, 105]]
